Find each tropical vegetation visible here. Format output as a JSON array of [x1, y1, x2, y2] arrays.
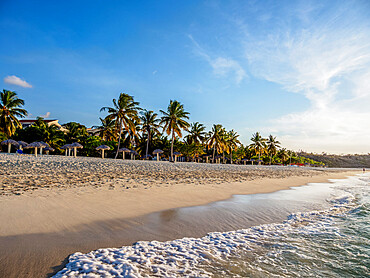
[[0, 88, 325, 167]]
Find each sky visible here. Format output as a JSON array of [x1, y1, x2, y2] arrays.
[[1, 0, 369, 154]]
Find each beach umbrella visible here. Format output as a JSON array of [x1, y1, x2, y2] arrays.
[[119, 148, 131, 160], [17, 141, 28, 151], [130, 150, 139, 160], [44, 146, 55, 155], [38, 141, 50, 155], [215, 154, 222, 164], [25, 142, 44, 157], [152, 149, 163, 162], [1, 139, 19, 153], [173, 151, 182, 162], [70, 142, 83, 157], [61, 144, 72, 156], [203, 155, 212, 164], [96, 145, 110, 159], [241, 158, 249, 165]]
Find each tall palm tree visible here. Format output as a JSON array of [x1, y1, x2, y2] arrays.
[[184, 122, 206, 145], [277, 148, 289, 165], [101, 93, 141, 158], [225, 130, 241, 164], [249, 132, 267, 165], [0, 89, 27, 137], [92, 117, 116, 141], [140, 109, 161, 157], [207, 124, 225, 163], [267, 135, 281, 165], [160, 100, 190, 161]]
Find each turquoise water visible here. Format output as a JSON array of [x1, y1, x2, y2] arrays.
[[54, 174, 370, 277], [205, 175, 370, 277]]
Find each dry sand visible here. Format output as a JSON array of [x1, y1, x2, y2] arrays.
[[0, 153, 360, 277]]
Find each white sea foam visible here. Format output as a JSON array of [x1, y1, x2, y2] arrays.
[[53, 191, 358, 278]]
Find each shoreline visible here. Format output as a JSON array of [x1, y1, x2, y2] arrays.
[[0, 169, 358, 237], [0, 171, 361, 278], [0, 154, 361, 277]]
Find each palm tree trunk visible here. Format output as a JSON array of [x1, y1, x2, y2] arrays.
[[145, 130, 150, 157], [230, 150, 233, 164], [171, 129, 174, 162], [270, 154, 272, 165], [258, 151, 261, 165], [115, 118, 123, 159], [212, 146, 216, 163]]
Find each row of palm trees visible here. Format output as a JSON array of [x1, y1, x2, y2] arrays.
[[96, 92, 287, 164], [0, 89, 323, 165]]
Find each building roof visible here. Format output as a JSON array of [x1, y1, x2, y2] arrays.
[[19, 119, 58, 123]]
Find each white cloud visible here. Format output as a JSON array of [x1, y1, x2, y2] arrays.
[[4, 75, 32, 88], [243, 6, 370, 153], [188, 35, 247, 84], [40, 112, 51, 118]]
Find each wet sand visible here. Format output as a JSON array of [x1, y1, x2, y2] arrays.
[[0, 153, 359, 277]]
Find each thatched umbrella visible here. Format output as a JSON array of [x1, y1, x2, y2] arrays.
[[1, 139, 19, 153], [203, 155, 212, 164], [17, 141, 28, 151], [152, 149, 163, 162], [215, 154, 222, 164], [61, 144, 71, 156], [119, 148, 131, 160], [44, 146, 55, 155], [250, 158, 255, 165], [25, 142, 44, 157], [130, 150, 139, 160], [70, 142, 83, 157], [38, 141, 50, 155], [173, 151, 182, 162], [96, 145, 110, 159], [241, 158, 249, 165]]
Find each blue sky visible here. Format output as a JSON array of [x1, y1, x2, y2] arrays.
[[1, 0, 369, 153]]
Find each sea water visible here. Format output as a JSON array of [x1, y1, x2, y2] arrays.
[[54, 174, 369, 277]]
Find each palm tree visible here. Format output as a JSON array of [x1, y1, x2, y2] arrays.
[[160, 100, 190, 161], [0, 89, 27, 137], [249, 132, 267, 165], [184, 122, 206, 145], [92, 117, 116, 141], [277, 148, 289, 165], [101, 93, 141, 158], [267, 135, 281, 165], [207, 124, 225, 163], [63, 122, 88, 142], [33, 117, 65, 148], [140, 109, 161, 157], [225, 130, 241, 164]]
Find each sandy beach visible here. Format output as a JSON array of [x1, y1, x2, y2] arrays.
[[0, 153, 360, 277]]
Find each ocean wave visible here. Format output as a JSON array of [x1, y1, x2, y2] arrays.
[[53, 191, 362, 278]]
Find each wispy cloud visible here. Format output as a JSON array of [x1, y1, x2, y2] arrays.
[[40, 112, 51, 118], [242, 3, 370, 153], [188, 34, 247, 84], [4, 75, 32, 88]]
